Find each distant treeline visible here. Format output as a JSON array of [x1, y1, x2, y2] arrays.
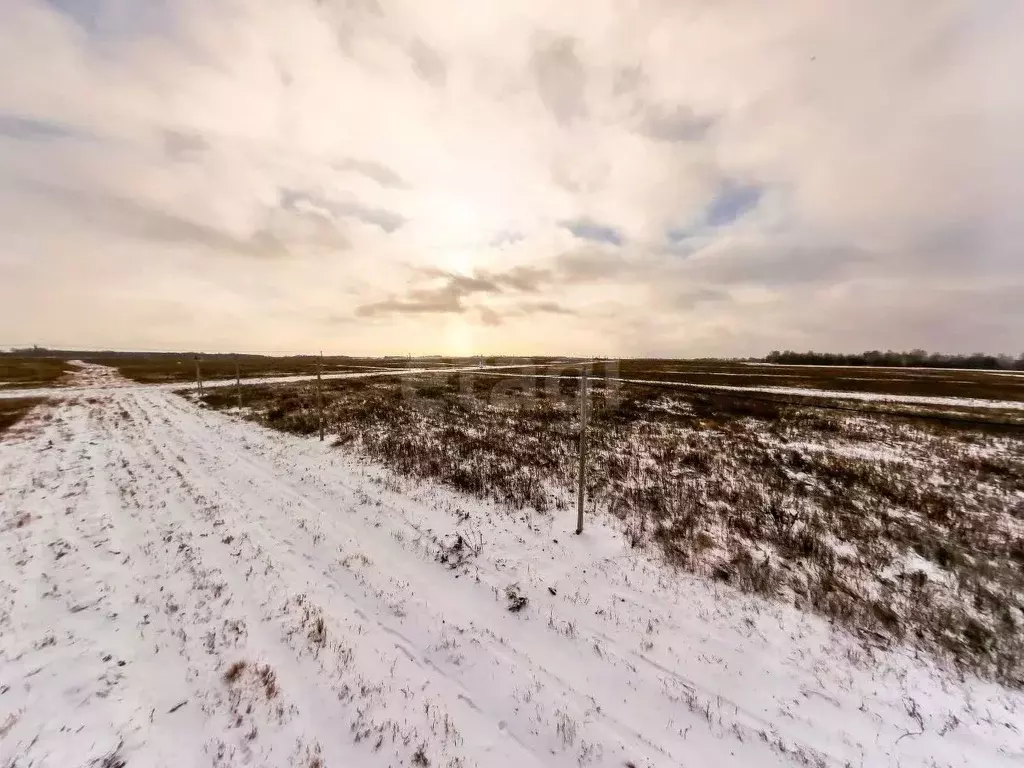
[[765, 350, 1024, 370]]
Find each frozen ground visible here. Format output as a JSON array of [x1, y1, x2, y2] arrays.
[[470, 372, 1024, 412], [1, 367, 1022, 767], [0, 361, 582, 402], [3, 361, 1022, 414]]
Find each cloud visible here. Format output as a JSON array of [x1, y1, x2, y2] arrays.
[[476, 300, 576, 327], [336, 158, 407, 188], [681, 240, 870, 288], [15, 180, 292, 257], [413, 265, 550, 292], [640, 105, 714, 143], [531, 35, 587, 124], [355, 274, 498, 317], [671, 287, 729, 309], [489, 266, 550, 292], [280, 189, 405, 233], [478, 306, 502, 326], [0, 112, 92, 142], [561, 219, 624, 246], [356, 265, 551, 319], [520, 300, 575, 315], [1, 0, 1022, 356], [553, 249, 629, 282], [162, 129, 209, 160], [355, 295, 455, 317], [490, 231, 526, 247], [407, 38, 447, 87]]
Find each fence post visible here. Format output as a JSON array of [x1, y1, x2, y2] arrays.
[[235, 354, 241, 410], [317, 352, 324, 442], [576, 365, 589, 535], [195, 355, 203, 398]]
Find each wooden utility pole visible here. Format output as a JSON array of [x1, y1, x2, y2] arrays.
[[316, 352, 324, 442], [235, 355, 242, 410], [194, 355, 203, 398], [576, 366, 589, 535]]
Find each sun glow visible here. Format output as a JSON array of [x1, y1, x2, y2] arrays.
[[419, 189, 509, 251], [443, 248, 475, 275], [445, 317, 474, 357]]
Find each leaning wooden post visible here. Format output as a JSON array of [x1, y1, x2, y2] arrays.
[[195, 355, 203, 398], [576, 365, 589, 535], [235, 355, 242, 410], [316, 352, 324, 442]]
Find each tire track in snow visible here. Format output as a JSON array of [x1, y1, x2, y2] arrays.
[[125, 391, 543, 768], [103, 394, 381, 767], [1, 402, 159, 766]]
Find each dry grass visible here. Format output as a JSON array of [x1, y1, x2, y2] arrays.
[[6, 350, 569, 385], [615, 359, 1024, 402], [198, 371, 1024, 687], [71, 352, 559, 384], [0, 397, 46, 436], [223, 660, 247, 684], [411, 744, 430, 766], [80, 353, 412, 384], [0, 356, 73, 389]]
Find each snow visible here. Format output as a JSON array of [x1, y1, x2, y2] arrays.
[[631, 379, 1024, 411], [0, 361, 586, 401], [3, 361, 1022, 413], [1, 366, 1022, 767], [470, 371, 1024, 412]]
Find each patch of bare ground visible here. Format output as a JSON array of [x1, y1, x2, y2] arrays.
[[197, 373, 1024, 687]]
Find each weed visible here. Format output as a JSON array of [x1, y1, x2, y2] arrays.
[[223, 660, 247, 684], [437, 528, 484, 570], [411, 744, 430, 766], [258, 664, 279, 699], [505, 584, 528, 613]]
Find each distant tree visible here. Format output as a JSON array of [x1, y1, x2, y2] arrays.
[[761, 349, 1019, 370]]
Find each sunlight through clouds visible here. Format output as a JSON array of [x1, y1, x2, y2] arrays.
[[1, 0, 1021, 355]]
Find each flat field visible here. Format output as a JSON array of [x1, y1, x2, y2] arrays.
[[0, 351, 485, 387], [614, 359, 1024, 403], [79, 353, 415, 384], [198, 363, 1024, 687], [0, 356, 74, 389], [3, 361, 1023, 767]]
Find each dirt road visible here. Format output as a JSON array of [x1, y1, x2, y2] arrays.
[[1, 373, 1021, 767]]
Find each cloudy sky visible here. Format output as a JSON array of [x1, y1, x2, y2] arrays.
[[1, 0, 1022, 357]]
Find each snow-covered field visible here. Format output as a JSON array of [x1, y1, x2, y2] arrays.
[[0, 361, 584, 402], [470, 371, 1024, 412], [4, 360, 1022, 416], [1, 367, 1022, 767]]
